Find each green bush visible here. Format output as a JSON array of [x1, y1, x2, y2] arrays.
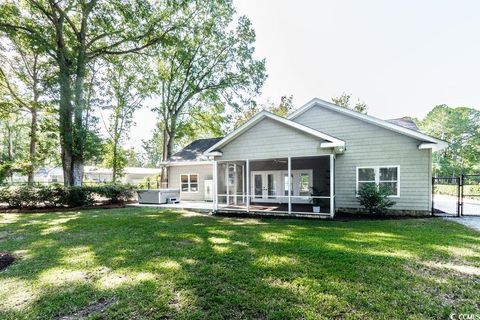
[[0, 183, 135, 208], [37, 184, 66, 207], [63, 186, 95, 207], [357, 183, 396, 215], [89, 184, 135, 203]]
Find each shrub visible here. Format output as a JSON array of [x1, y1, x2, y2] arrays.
[[0, 183, 135, 208], [0, 185, 39, 208], [90, 184, 135, 203], [37, 184, 66, 207], [357, 183, 396, 215], [63, 186, 95, 207]]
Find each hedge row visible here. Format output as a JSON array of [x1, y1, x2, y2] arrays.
[[434, 184, 480, 199], [0, 184, 136, 208]]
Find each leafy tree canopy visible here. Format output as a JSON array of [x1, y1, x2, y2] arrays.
[[332, 92, 367, 113], [417, 105, 480, 176]]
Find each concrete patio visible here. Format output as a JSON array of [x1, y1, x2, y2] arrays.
[[128, 201, 214, 213]]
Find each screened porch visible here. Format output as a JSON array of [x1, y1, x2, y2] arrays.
[[213, 155, 334, 216]]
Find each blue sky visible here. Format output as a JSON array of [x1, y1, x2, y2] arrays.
[[130, 0, 480, 147]]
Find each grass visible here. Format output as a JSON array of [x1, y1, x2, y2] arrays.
[[0, 208, 479, 319]]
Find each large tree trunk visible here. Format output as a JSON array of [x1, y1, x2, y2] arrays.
[[53, 10, 76, 187], [71, 11, 90, 187], [28, 63, 39, 186], [58, 67, 75, 186], [160, 126, 170, 188], [27, 109, 37, 185]]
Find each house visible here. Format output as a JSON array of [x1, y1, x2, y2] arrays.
[[10, 166, 163, 185], [83, 166, 163, 184], [162, 98, 447, 217]]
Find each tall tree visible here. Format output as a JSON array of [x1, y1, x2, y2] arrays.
[[0, 112, 29, 182], [141, 122, 165, 168], [101, 57, 146, 182], [332, 92, 367, 113], [232, 95, 294, 129], [152, 0, 266, 162], [0, 36, 51, 184], [417, 105, 480, 176], [0, 0, 184, 186]]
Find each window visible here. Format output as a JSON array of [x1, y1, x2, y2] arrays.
[[356, 166, 399, 197], [180, 174, 199, 193], [299, 173, 310, 196]]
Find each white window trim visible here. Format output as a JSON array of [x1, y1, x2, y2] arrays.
[[356, 166, 400, 198], [180, 173, 199, 193]]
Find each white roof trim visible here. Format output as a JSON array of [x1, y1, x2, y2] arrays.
[[418, 143, 446, 151], [320, 141, 345, 148], [204, 110, 345, 155], [288, 98, 448, 148], [160, 160, 213, 166]]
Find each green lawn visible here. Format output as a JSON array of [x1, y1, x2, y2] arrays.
[[0, 208, 479, 319]]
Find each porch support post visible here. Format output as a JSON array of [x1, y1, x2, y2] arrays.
[[226, 163, 229, 205], [246, 159, 250, 212], [213, 160, 218, 211], [288, 156, 292, 214], [329, 154, 335, 218]]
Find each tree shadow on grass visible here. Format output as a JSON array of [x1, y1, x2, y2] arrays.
[[0, 209, 479, 319]]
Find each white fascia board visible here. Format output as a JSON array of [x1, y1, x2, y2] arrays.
[[418, 142, 448, 151], [289, 98, 448, 146], [204, 110, 344, 155], [205, 151, 223, 157], [163, 161, 213, 167], [320, 141, 345, 148]]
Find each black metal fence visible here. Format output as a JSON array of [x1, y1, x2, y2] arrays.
[[432, 174, 480, 216]]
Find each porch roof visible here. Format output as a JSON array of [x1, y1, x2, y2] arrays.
[[205, 110, 345, 156]]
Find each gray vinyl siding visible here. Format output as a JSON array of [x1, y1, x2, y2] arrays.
[[294, 107, 431, 211], [168, 163, 213, 201], [217, 118, 331, 161]]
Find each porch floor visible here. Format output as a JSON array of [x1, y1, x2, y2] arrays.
[[129, 201, 331, 217]]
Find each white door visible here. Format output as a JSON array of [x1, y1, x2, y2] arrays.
[[251, 171, 280, 202]]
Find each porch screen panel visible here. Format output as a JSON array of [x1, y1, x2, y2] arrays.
[[290, 156, 332, 214], [217, 163, 227, 205]]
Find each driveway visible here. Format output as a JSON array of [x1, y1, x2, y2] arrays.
[[445, 216, 480, 232], [433, 194, 480, 215]]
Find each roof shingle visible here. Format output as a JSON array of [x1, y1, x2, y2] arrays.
[[385, 117, 419, 131], [169, 137, 223, 162]]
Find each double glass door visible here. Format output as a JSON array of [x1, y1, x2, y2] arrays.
[[252, 172, 277, 202]]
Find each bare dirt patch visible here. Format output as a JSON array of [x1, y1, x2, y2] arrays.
[[0, 252, 15, 271], [58, 297, 116, 320]]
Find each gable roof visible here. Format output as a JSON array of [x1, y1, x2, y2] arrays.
[[170, 137, 223, 162], [288, 98, 447, 149], [205, 110, 345, 155], [386, 117, 419, 131]]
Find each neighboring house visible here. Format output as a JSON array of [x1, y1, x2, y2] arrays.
[[83, 166, 162, 184], [163, 98, 447, 217], [10, 166, 162, 185]]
